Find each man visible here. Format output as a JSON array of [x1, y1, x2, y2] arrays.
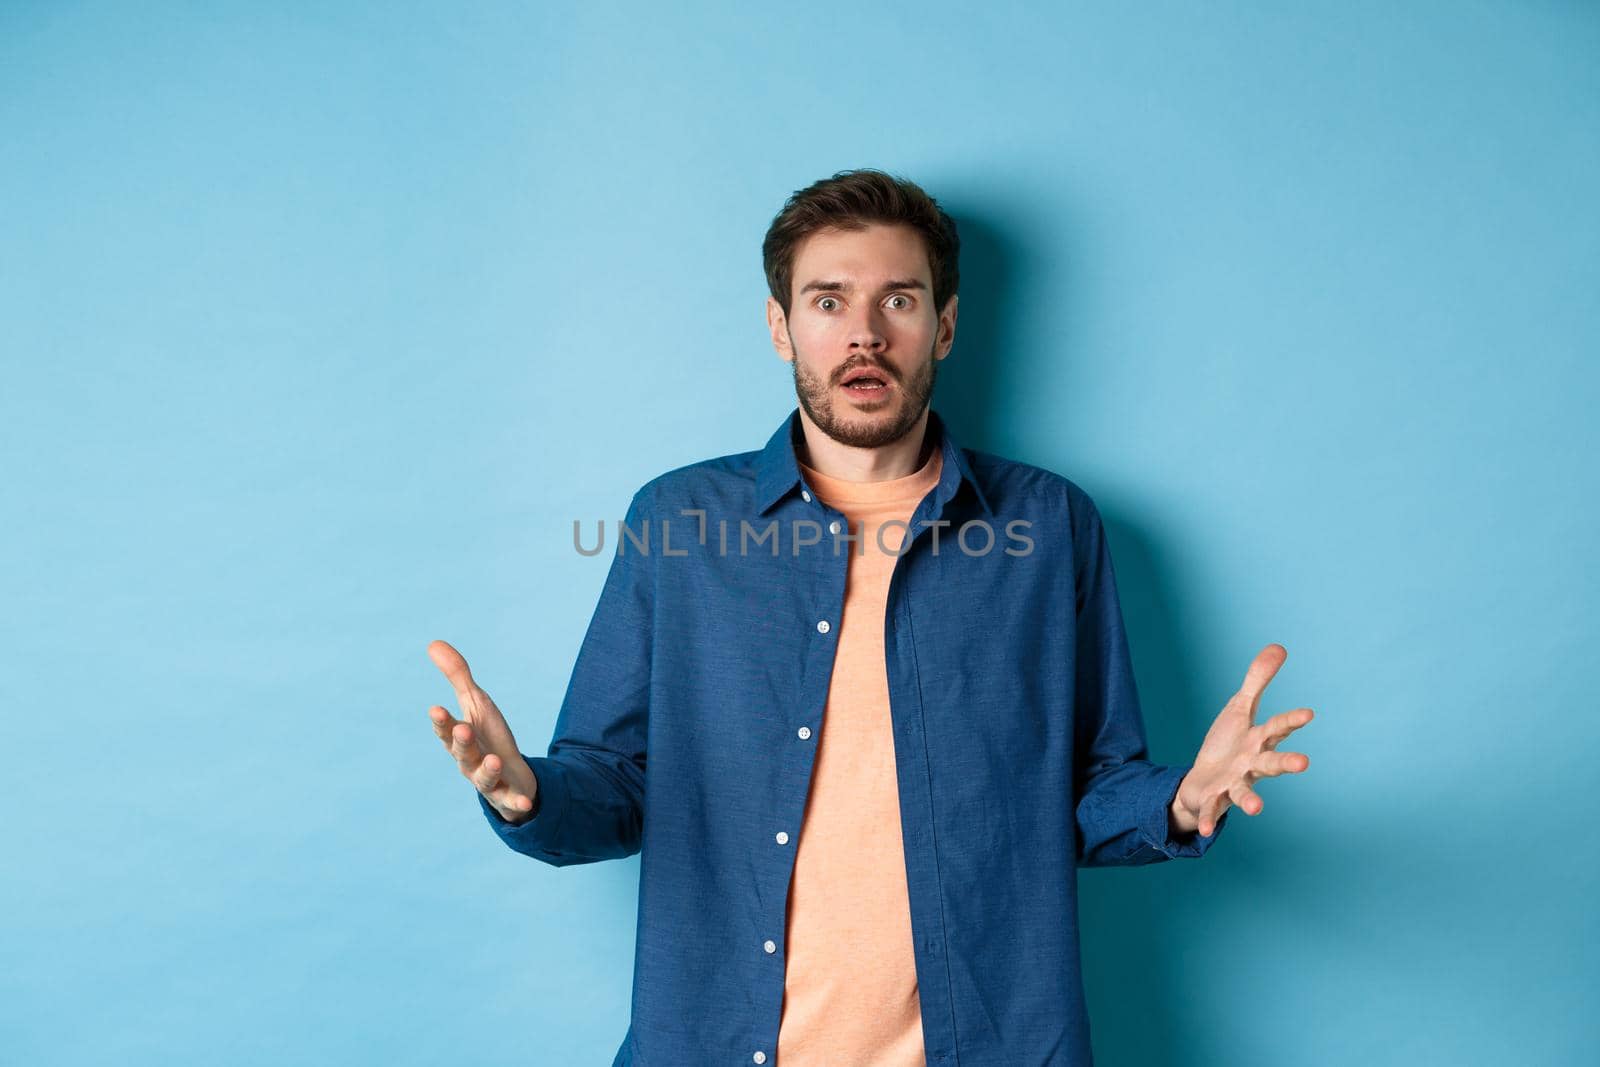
[[426, 168, 1314, 1065]]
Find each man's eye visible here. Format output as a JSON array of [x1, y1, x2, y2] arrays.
[[817, 297, 840, 311], [886, 294, 911, 310]]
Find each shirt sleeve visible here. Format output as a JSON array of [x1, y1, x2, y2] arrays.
[[1068, 486, 1229, 867], [477, 487, 654, 867]]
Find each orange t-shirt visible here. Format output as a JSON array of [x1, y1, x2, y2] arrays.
[[778, 442, 944, 1066]]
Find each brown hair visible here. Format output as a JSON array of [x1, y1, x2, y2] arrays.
[[762, 168, 960, 318]]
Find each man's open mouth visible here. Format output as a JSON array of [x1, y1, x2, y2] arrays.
[[841, 372, 890, 394]]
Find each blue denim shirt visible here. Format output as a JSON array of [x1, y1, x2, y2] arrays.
[[478, 406, 1227, 1065]]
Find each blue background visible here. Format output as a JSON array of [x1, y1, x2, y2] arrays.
[[4, 2, 1595, 1063]]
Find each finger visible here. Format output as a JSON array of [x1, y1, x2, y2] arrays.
[[429, 640, 508, 731], [1262, 707, 1314, 747], [1230, 782, 1264, 816], [1198, 794, 1230, 838], [428, 705, 459, 747], [449, 721, 487, 773], [427, 639, 478, 696], [1235, 643, 1288, 716], [1252, 750, 1310, 777], [472, 752, 505, 793], [489, 782, 536, 816]]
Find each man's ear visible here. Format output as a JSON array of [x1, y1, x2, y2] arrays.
[[767, 296, 794, 363], [936, 293, 958, 360]]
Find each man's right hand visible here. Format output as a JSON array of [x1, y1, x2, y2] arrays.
[[427, 639, 540, 825]]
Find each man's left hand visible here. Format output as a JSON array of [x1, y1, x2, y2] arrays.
[[1172, 643, 1314, 837]]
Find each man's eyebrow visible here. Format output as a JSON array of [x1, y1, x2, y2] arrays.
[[797, 278, 929, 296]]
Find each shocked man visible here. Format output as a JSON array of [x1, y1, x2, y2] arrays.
[[426, 168, 1315, 1066]]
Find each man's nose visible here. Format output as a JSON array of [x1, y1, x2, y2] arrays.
[[847, 305, 887, 351]]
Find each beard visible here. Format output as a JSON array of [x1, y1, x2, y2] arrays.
[[789, 332, 939, 450]]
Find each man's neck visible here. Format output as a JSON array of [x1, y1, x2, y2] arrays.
[[794, 406, 934, 483]]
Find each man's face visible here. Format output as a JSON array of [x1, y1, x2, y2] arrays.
[[767, 222, 957, 450]]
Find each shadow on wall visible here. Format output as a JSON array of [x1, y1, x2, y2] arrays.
[[927, 207, 1019, 456], [933, 201, 1239, 1067]]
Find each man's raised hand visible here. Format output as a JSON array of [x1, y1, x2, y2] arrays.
[[1171, 643, 1315, 837], [427, 639, 540, 825]]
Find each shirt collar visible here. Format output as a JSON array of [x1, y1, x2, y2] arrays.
[[752, 406, 993, 518]]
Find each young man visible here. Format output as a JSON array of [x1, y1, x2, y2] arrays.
[[427, 169, 1314, 1066]]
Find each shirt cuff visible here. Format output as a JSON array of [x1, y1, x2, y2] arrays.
[[1140, 763, 1229, 859]]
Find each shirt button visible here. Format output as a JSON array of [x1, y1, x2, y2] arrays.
[[764, 939, 777, 954], [797, 726, 812, 740], [828, 519, 841, 535], [753, 1053, 767, 1065], [816, 619, 830, 634], [775, 831, 789, 844], [801, 490, 811, 503]]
